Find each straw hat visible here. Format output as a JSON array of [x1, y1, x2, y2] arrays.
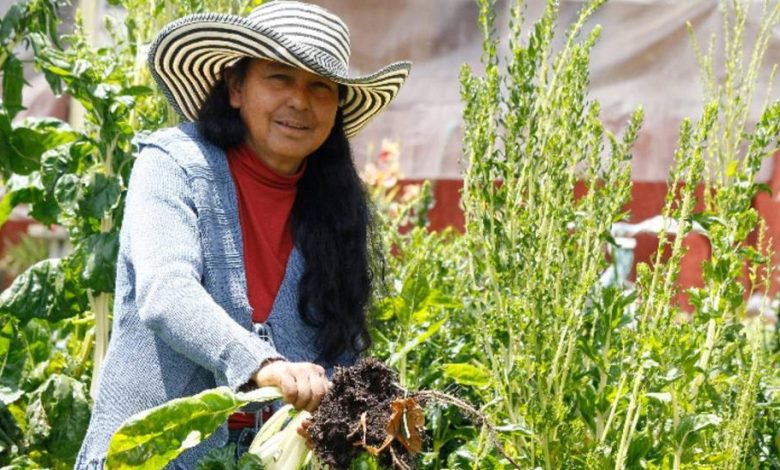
[[147, 1, 411, 138]]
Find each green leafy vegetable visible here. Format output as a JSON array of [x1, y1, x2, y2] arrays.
[[106, 386, 282, 469]]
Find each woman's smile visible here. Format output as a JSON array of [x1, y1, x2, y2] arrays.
[[228, 59, 339, 175]]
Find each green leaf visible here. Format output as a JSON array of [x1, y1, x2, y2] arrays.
[[398, 267, 431, 325], [494, 422, 533, 436], [40, 142, 89, 192], [411, 289, 460, 324], [0, 2, 25, 44], [690, 413, 721, 433], [372, 297, 396, 321], [28, 192, 60, 225], [3, 55, 25, 119], [195, 443, 237, 470], [674, 413, 722, 446], [0, 319, 26, 388], [77, 232, 119, 293], [21, 118, 78, 149], [25, 374, 90, 461], [107, 386, 282, 469], [0, 257, 88, 324], [9, 119, 77, 175], [235, 453, 263, 469], [387, 317, 447, 367], [54, 173, 81, 212], [0, 173, 45, 229], [79, 173, 121, 220], [350, 453, 381, 470], [441, 362, 492, 387], [0, 259, 60, 323], [121, 85, 154, 97], [9, 128, 47, 174]]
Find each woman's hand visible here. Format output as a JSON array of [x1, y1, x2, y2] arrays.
[[252, 360, 329, 412]]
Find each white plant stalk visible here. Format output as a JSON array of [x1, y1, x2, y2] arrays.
[[248, 406, 313, 470]]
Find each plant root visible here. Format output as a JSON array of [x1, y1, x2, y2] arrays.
[[409, 388, 521, 469]]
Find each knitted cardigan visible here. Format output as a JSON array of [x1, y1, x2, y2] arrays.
[[75, 123, 353, 469]]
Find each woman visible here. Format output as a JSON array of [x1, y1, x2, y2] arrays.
[[75, 1, 410, 467]]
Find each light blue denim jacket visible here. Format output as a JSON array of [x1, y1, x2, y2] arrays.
[[75, 123, 353, 469]]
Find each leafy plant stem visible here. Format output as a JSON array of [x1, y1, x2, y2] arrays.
[[599, 372, 627, 444], [615, 368, 645, 469], [690, 318, 718, 398]]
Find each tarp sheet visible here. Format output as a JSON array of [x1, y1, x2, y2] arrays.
[[9, 0, 780, 181], [310, 0, 780, 181]]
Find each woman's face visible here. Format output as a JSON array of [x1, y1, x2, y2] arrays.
[[227, 59, 339, 175]]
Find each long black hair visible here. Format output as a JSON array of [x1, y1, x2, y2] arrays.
[[197, 59, 376, 363]]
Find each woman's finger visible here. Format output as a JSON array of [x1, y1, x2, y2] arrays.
[[294, 373, 313, 410], [306, 374, 328, 412], [279, 373, 298, 406]]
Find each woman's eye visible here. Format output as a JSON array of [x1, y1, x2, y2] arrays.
[[268, 74, 291, 82], [312, 82, 335, 92]]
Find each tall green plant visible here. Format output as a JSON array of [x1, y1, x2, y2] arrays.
[[459, 0, 639, 466], [455, 0, 780, 467], [0, 0, 255, 466]]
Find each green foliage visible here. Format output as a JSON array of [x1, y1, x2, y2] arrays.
[[24, 375, 90, 464], [367, 0, 780, 468], [107, 386, 281, 469], [197, 443, 264, 470], [0, 317, 93, 467], [0, 258, 88, 324], [458, 0, 644, 466], [0, 0, 256, 466]]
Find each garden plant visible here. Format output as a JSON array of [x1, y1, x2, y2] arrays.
[[1, 0, 780, 468]]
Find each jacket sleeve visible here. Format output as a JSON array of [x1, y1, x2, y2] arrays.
[[124, 145, 284, 390]]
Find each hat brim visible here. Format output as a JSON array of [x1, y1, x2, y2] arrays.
[[148, 13, 411, 138]]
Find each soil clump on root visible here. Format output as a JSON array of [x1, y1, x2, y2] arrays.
[[305, 358, 519, 469], [306, 358, 417, 469]]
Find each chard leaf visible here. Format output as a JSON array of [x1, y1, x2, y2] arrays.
[[25, 374, 90, 461], [9, 119, 77, 175], [79, 172, 121, 220], [235, 453, 263, 469], [0, 259, 60, 323], [0, 172, 45, 229], [441, 362, 492, 387], [0, 257, 87, 324], [40, 140, 91, 192], [107, 386, 282, 469], [77, 232, 119, 293], [195, 443, 236, 470], [673, 413, 723, 446]]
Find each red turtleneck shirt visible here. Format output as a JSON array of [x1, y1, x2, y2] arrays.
[[226, 143, 304, 430], [226, 142, 304, 324]]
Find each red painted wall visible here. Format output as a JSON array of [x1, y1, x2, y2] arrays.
[[404, 152, 780, 310]]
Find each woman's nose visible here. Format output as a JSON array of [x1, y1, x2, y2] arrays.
[[286, 83, 311, 110]]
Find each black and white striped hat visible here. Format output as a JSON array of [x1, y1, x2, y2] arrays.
[[148, 1, 412, 138]]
